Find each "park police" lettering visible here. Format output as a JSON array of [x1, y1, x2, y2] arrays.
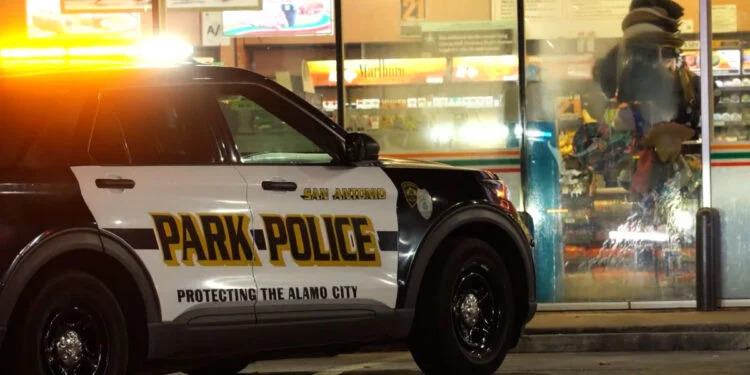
[[151, 213, 381, 267], [261, 214, 381, 267], [152, 213, 260, 267]]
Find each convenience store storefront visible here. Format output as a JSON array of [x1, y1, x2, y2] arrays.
[[10, 0, 750, 309]]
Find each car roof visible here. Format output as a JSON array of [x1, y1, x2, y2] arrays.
[[0, 64, 350, 139], [0, 65, 273, 91]]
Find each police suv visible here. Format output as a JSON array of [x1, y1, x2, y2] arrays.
[[0, 66, 535, 375]]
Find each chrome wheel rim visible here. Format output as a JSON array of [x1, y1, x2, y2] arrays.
[[42, 304, 108, 375], [451, 262, 502, 361]]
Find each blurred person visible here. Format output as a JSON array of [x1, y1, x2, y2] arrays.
[[586, 0, 702, 277], [592, 0, 700, 193]]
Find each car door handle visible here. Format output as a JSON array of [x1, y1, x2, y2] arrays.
[[262, 180, 297, 192], [95, 178, 136, 190]]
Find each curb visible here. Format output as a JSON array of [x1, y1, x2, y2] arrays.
[[513, 331, 750, 353]]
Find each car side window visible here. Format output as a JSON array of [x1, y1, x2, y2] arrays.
[[217, 94, 332, 165], [89, 106, 129, 165], [0, 85, 86, 168], [90, 87, 220, 165], [212, 84, 342, 165]]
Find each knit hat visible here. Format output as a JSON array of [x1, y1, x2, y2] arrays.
[[622, 0, 685, 48]]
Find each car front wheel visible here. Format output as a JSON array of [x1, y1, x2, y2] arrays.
[[409, 237, 516, 375]]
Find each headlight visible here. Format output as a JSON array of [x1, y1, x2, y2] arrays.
[[483, 179, 515, 213]]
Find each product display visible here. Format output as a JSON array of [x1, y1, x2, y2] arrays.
[[684, 47, 750, 139], [316, 84, 517, 152]]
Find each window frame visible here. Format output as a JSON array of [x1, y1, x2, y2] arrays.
[[205, 83, 346, 166], [87, 84, 227, 167]]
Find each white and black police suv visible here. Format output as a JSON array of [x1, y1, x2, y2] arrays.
[[0, 66, 535, 375]]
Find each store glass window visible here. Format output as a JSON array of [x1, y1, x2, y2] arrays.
[[220, 0, 338, 118], [707, 2, 750, 300], [336, 0, 523, 205], [524, 0, 703, 303]]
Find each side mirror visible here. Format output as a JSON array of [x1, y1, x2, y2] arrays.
[[344, 132, 380, 163]]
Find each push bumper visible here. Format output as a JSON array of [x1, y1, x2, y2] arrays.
[[526, 301, 537, 324]]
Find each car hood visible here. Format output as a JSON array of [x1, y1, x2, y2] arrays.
[[379, 157, 495, 178]]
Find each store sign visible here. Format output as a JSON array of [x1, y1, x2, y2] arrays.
[[401, 0, 426, 21], [29, 0, 139, 39], [202, 12, 230, 46], [452, 56, 518, 82], [223, 0, 333, 37], [400, 0, 426, 38], [306, 58, 448, 86], [61, 0, 261, 12], [423, 29, 513, 56]]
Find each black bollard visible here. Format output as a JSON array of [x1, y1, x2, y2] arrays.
[[696, 208, 720, 312]]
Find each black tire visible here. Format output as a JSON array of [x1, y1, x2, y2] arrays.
[[9, 271, 129, 375], [409, 237, 516, 375], [185, 360, 248, 375]]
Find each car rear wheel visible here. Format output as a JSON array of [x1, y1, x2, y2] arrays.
[[409, 237, 516, 375], [10, 271, 129, 375]]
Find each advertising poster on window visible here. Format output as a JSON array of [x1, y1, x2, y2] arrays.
[[714, 50, 741, 76], [223, 0, 332, 37], [61, 0, 261, 12], [682, 50, 742, 76], [568, 0, 629, 18], [682, 50, 700, 74], [743, 50, 750, 75], [306, 58, 447, 86], [202, 12, 230, 46], [30, 0, 139, 38]]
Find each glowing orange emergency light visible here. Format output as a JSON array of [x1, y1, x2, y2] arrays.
[[0, 35, 194, 70]]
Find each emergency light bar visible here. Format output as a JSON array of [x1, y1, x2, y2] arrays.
[[0, 35, 194, 68]]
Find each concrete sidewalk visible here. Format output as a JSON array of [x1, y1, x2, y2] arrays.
[[516, 310, 750, 352]]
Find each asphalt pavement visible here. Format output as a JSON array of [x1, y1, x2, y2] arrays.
[[173, 350, 750, 374]]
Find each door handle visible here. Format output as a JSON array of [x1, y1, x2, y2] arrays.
[[95, 178, 136, 190], [262, 180, 297, 192]]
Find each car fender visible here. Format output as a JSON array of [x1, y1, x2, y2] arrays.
[[402, 203, 536, 310], [0, 227, 161, 326]]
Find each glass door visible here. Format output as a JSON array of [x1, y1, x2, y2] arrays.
[[522, 0, 703, 304]]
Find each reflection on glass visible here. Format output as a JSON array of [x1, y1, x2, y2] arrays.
[[528, 0, 701, 302], [339, 0, 522, 204], [708, 2, 750, 300]]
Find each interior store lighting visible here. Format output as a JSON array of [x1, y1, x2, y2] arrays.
[[608, 231, 670, 243]]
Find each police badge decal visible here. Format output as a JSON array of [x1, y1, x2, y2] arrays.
[[401, 181, 419, 207], [416, 188, 433, 220]]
